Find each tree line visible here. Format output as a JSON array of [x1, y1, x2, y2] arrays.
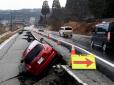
[[65, 0, 114, 20], [39, 0, 114, 28], [88, 0, 114, 18]]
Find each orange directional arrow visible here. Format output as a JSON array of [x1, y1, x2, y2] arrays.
[[73, 58, 93, 67]]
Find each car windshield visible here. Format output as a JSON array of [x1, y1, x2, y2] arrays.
[[24, 44, 43, 64], [65, 28, 72, 30]]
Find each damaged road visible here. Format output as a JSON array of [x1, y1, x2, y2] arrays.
[[0, 31, 29, 85], [1, 29, 113, 85], [31, 29, 114, 85], [19, 66, 77, 85], [0, 30, 77, 85]]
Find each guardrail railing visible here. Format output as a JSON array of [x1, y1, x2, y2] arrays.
[[32, 31, 114, 82]]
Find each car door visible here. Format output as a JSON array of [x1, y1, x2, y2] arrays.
[[95, 27, 107, 46], [91, 28, 97, 42], [109, 23, 114, 43]]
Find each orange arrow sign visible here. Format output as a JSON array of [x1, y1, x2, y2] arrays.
[[73, 58, 93, 67], [71, 54, 96, 69]]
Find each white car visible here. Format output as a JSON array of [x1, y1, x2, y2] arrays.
[[59, 26, 73, 38]]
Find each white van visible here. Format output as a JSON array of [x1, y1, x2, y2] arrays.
[[59, 26, 73, 38]]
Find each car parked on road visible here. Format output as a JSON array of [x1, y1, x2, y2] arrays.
[[91, 22, 114, 52], [59, 26, 73, 38], [38, 29, 44, 32], [20, 40, 64, 76]]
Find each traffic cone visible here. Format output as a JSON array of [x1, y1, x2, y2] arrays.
[[69, 45, 76, 66], [48, 34, 50, 39], [70, 45, 76, 55], [57, 38, 60, 45]]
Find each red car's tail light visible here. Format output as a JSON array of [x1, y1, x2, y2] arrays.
[[26, 64, 31, 70]]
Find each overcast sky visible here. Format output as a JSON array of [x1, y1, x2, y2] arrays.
[[0, 0, 66, 10]]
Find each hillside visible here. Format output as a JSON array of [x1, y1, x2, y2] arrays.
[[47, 0, 114, 35], [65, 0, 92, 20], [64, 21, 100, 35], [66, 0, 114, 19], [0, 9, 41, 21], [64, 18, 114, 35]]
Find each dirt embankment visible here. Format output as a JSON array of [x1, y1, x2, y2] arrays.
[[48, 18, 114, 35], [0, 28, 23, 44], [64, 21, 100, 35], [47, 20, 101, 35], [66, 18, 114, 35]]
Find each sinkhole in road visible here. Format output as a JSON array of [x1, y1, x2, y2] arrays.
[[18, 31, 78, 85], [18, 64, 78, 85]]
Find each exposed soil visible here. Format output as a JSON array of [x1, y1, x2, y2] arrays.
[[18, 67, 77, 85], [48, 18, 114, 35]]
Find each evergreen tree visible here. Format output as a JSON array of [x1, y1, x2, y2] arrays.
[[88, 0, 106, 18], [52, 0, 61, 8], [104, 0, 114, 18], [88, 0, 114, 18], [48, 0, 64, 30], [38, 15, 44, 26], [52, 0, 62, 20], [41, 0, 50, 25], [66, 0, 92, 20]]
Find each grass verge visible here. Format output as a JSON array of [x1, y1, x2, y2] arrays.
[[0, 29, 22, 44]]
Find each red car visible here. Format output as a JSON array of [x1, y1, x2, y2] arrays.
[[21, 40, 63, 76]]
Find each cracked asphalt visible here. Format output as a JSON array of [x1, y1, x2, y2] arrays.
[[0, 29, 113, 85], [0, 32, 29, 85], [0, 31, 77, 85], [31, 30, 114, 85]]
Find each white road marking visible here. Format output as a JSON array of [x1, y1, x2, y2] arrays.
[[38, 31, 114, 68], [32, 31, 114, 85], [61, 65, 88, 85], [61, 39, 114, 68]]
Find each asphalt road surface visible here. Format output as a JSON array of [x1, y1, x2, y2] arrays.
[[0, 32, 29, 85], [0, 31, 78, 85], [46, 31, 114, 64], [31, 30, 114, 85], [0, 27, 113, 85]]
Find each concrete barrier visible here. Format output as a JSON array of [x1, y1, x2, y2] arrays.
[[0, 34, 19, 60], [33, 31, 114, 81]]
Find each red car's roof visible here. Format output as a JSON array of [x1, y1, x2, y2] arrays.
[[26, 40, 41, 54]]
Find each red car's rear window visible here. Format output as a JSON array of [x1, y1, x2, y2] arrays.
[[24, 44, 43, 64]]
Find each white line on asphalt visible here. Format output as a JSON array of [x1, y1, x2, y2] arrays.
[[61, 39, 114, 68], [41, 32, 114, 68], [33, 31, 113, 85], [33, 31, 114, 85], [61, 65, 88, 85]]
